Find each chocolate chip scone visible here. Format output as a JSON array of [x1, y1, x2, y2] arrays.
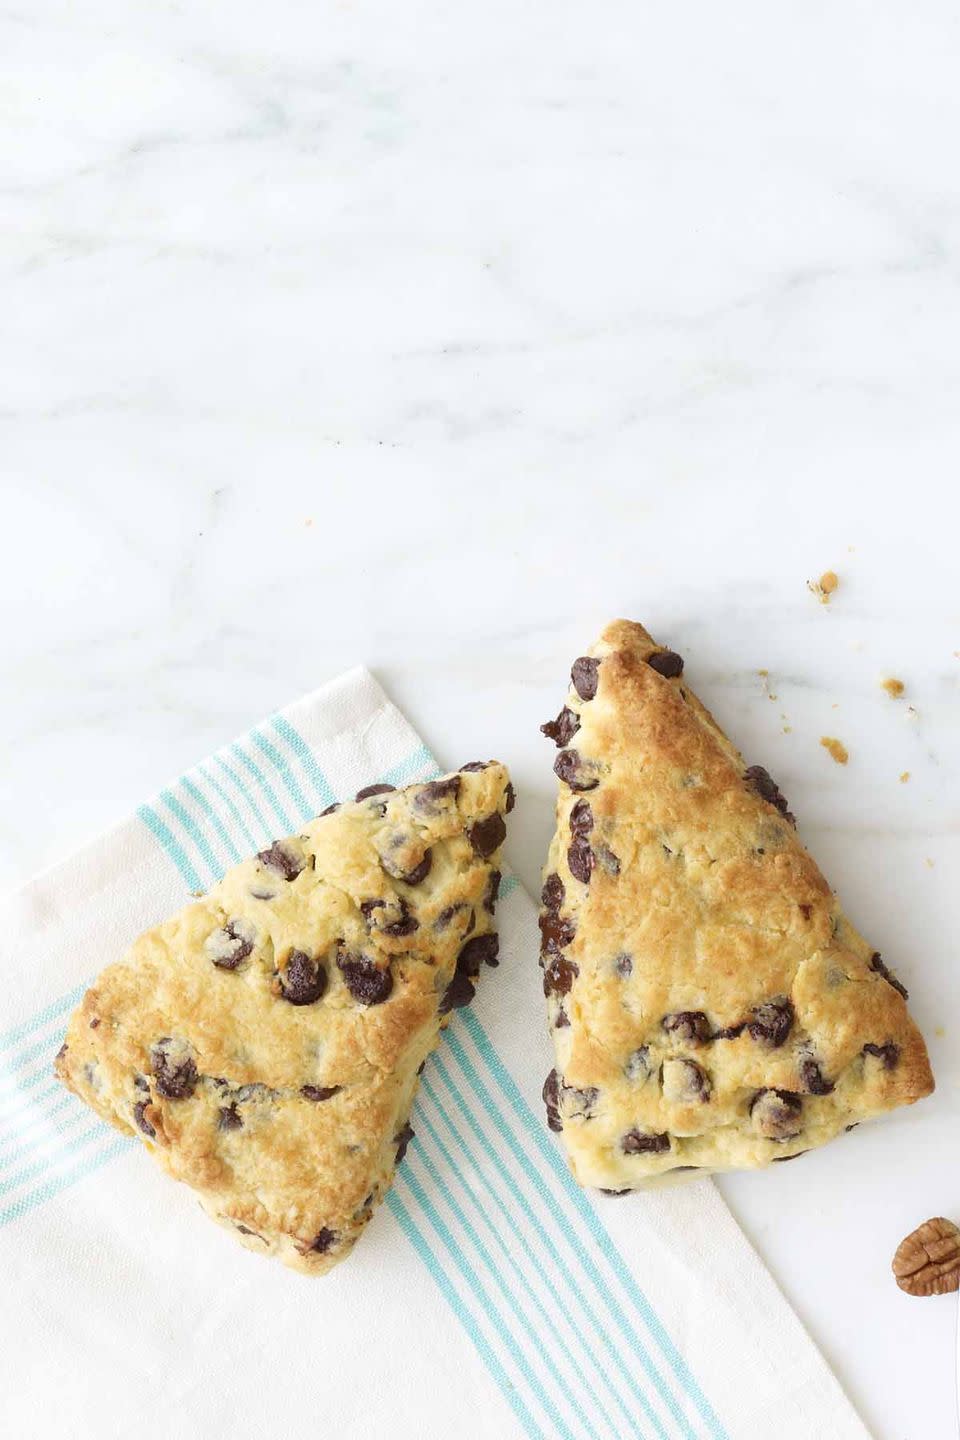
[[55, 762, 512, 1273], [540, 620, 933, 1189]]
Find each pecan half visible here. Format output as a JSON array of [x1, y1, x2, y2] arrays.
[[892, 1217, 960, 1297]]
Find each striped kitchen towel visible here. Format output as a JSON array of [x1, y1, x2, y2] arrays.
[[0, 667, 870, 1440]]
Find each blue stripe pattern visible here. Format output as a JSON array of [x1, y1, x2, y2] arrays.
[[0, 712, 726, 1440]]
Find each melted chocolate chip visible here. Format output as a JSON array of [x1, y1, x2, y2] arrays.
[[863, 1042, 900, 1070], [542, 1070, 563, 1132], [89, 1017, 100, 1029], [394, 1122, 415, 1166], [55, 1042, 68, 1065], [133, 1100, 156, 1139], [151, 1039, 199, 1100], [543, 955, 579, 997], [621, 1129, 671, 1155], [460, 760, 493, 772], [569, 799, 594, 836], [647, 650, 684, 679], [434, 902, 468, 931], [624, 1046, 651, 1082], [355, 783, 396, 801], [798, 1058, 835, 1095], [571, 656, 600, 701], [554, 750, 599, 791], [541, 873, 565, 911], [615, 952, 633, 978], [319, 802, 340, 817], [772, 1150, 809, 1163], [504, 783, 516, 813], [751, 1089, 803, 1141], [747, 997, 794, 1048], [565, 1084, 599, 1119], [468, 812, 507, 858], [218, 1103, 243, 1131], [600, 1187, 632, 1196], [301, 1085, 342, 1101], [554, 1007, 570, 1029], [662, 1011, 711, 1045], [338, 952, 394, 1006], [567, 837, 595, 884], [744, 765, 795, 825], [869, 952, 909, 1001], [484, 870, 501, 914], [414, 776, 461, 814], [256, 841, 304, 881], [539, 911, 576, 955], [310, 1227, 338, 1254], [662, 1058, 711, 1104], [402, 850, 433, 885], [360, 898, 385, 922], [207, 919, 255, 971], [382, 898, 419, 937], [541, 707, 580, 748], [279, 951, 327, 1006], [713, 1021, 746, 1040]]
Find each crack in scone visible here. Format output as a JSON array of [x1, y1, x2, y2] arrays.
[[55, 762, 511, 1273], [540, 620, 934, 1190]]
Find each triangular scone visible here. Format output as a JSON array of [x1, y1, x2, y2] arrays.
[[539, 621, 933, 1189], [56, 762, 511, 1272]]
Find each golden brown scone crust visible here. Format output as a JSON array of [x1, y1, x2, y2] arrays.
[[540, 621, 933, 1190], [55, 763, 511, 1273]]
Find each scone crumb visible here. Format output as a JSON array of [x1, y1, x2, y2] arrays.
[[899, 771, 910, 784], [820, 736, 849, 765], [882, 677, 905, 698], [809, 571, 839, 604]]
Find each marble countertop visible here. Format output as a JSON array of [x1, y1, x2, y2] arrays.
[[3, 3, 959, 1435]]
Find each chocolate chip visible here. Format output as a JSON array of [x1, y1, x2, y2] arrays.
[[569, 799, 594, 836], [434, 902, 468, 931], [798, 1058, 834, 1095], [484, 870, 501, 914], [468, 812, 507, 858], [413, 776, 461, 814], [133, 1100, 156, 1139], [355, 783, 396, 801], [338, 952, 393, 1006], [55, 1042, 68, 1065], [869, 952, 908, 1000], [554, 750, 599, 791], [542, 1070, 563, 1132], [394, 1122, 415, 1166], [151, 1038, 199, 1100], [301, 1085, 342, 1101], [621, 1129, 671, 1155], [206, 918, 255, 971], [310, 1227, 338, 1254], [554, 1007, 570, 1029], [235, 1223, 263, 1237], [402, 850, 433, 886], [624, 1046, 651, 1082], [218, 1103, 243, 1131], [564, 1084, 599, 1120], [381, 898, 419, 937], [360, 898, 386, 923], [504, 783, 516, 813], [615, 952, 633, 978], [279, 951, 327, 1006], [460, 760, 493, 772], [319, 802, 340, 816], [439, 934, 499, 1015], [541, 873, 565, 911], [543, 955, 579, 997], [541, 707, 580, 748], [567, 837, 594, 884], [747, 998, 794, 1048], [539, 911, 576, 955], [744, 765, 795, 825], [438, 970, 476, 1013], [647, 650, 684, 679], [750, 1089, 803, 1141], [799, 903, 812, 921], [662, 1011, 711, 1045], [662, 1058, 711, 1104], [134, 1073, 150, 1094], [713, 1022, 746, 1040], [863, 1042, 900, 1070], [595, 845, 621, 876], [772, 1150, 809, 1163], [89, 1017, 100, 1029], [600, 1187, 632, 1196], [256, 840, 304, 881], [571, 656, 600, 701]]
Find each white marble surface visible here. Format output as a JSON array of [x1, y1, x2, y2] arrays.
[[3, 2, 959, 1435]]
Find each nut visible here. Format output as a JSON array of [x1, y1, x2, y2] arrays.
[[892, 1217, 960, 1297]]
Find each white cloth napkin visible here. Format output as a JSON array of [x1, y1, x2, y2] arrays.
[[0, 668, 871, 1440]]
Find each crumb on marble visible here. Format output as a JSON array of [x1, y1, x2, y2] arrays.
[[882, 677, 905, 698], [809, 570, 839, 604], [899, 771, 910, 783], [906, 705, 920, 722], [820, 736, 849, 765]]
